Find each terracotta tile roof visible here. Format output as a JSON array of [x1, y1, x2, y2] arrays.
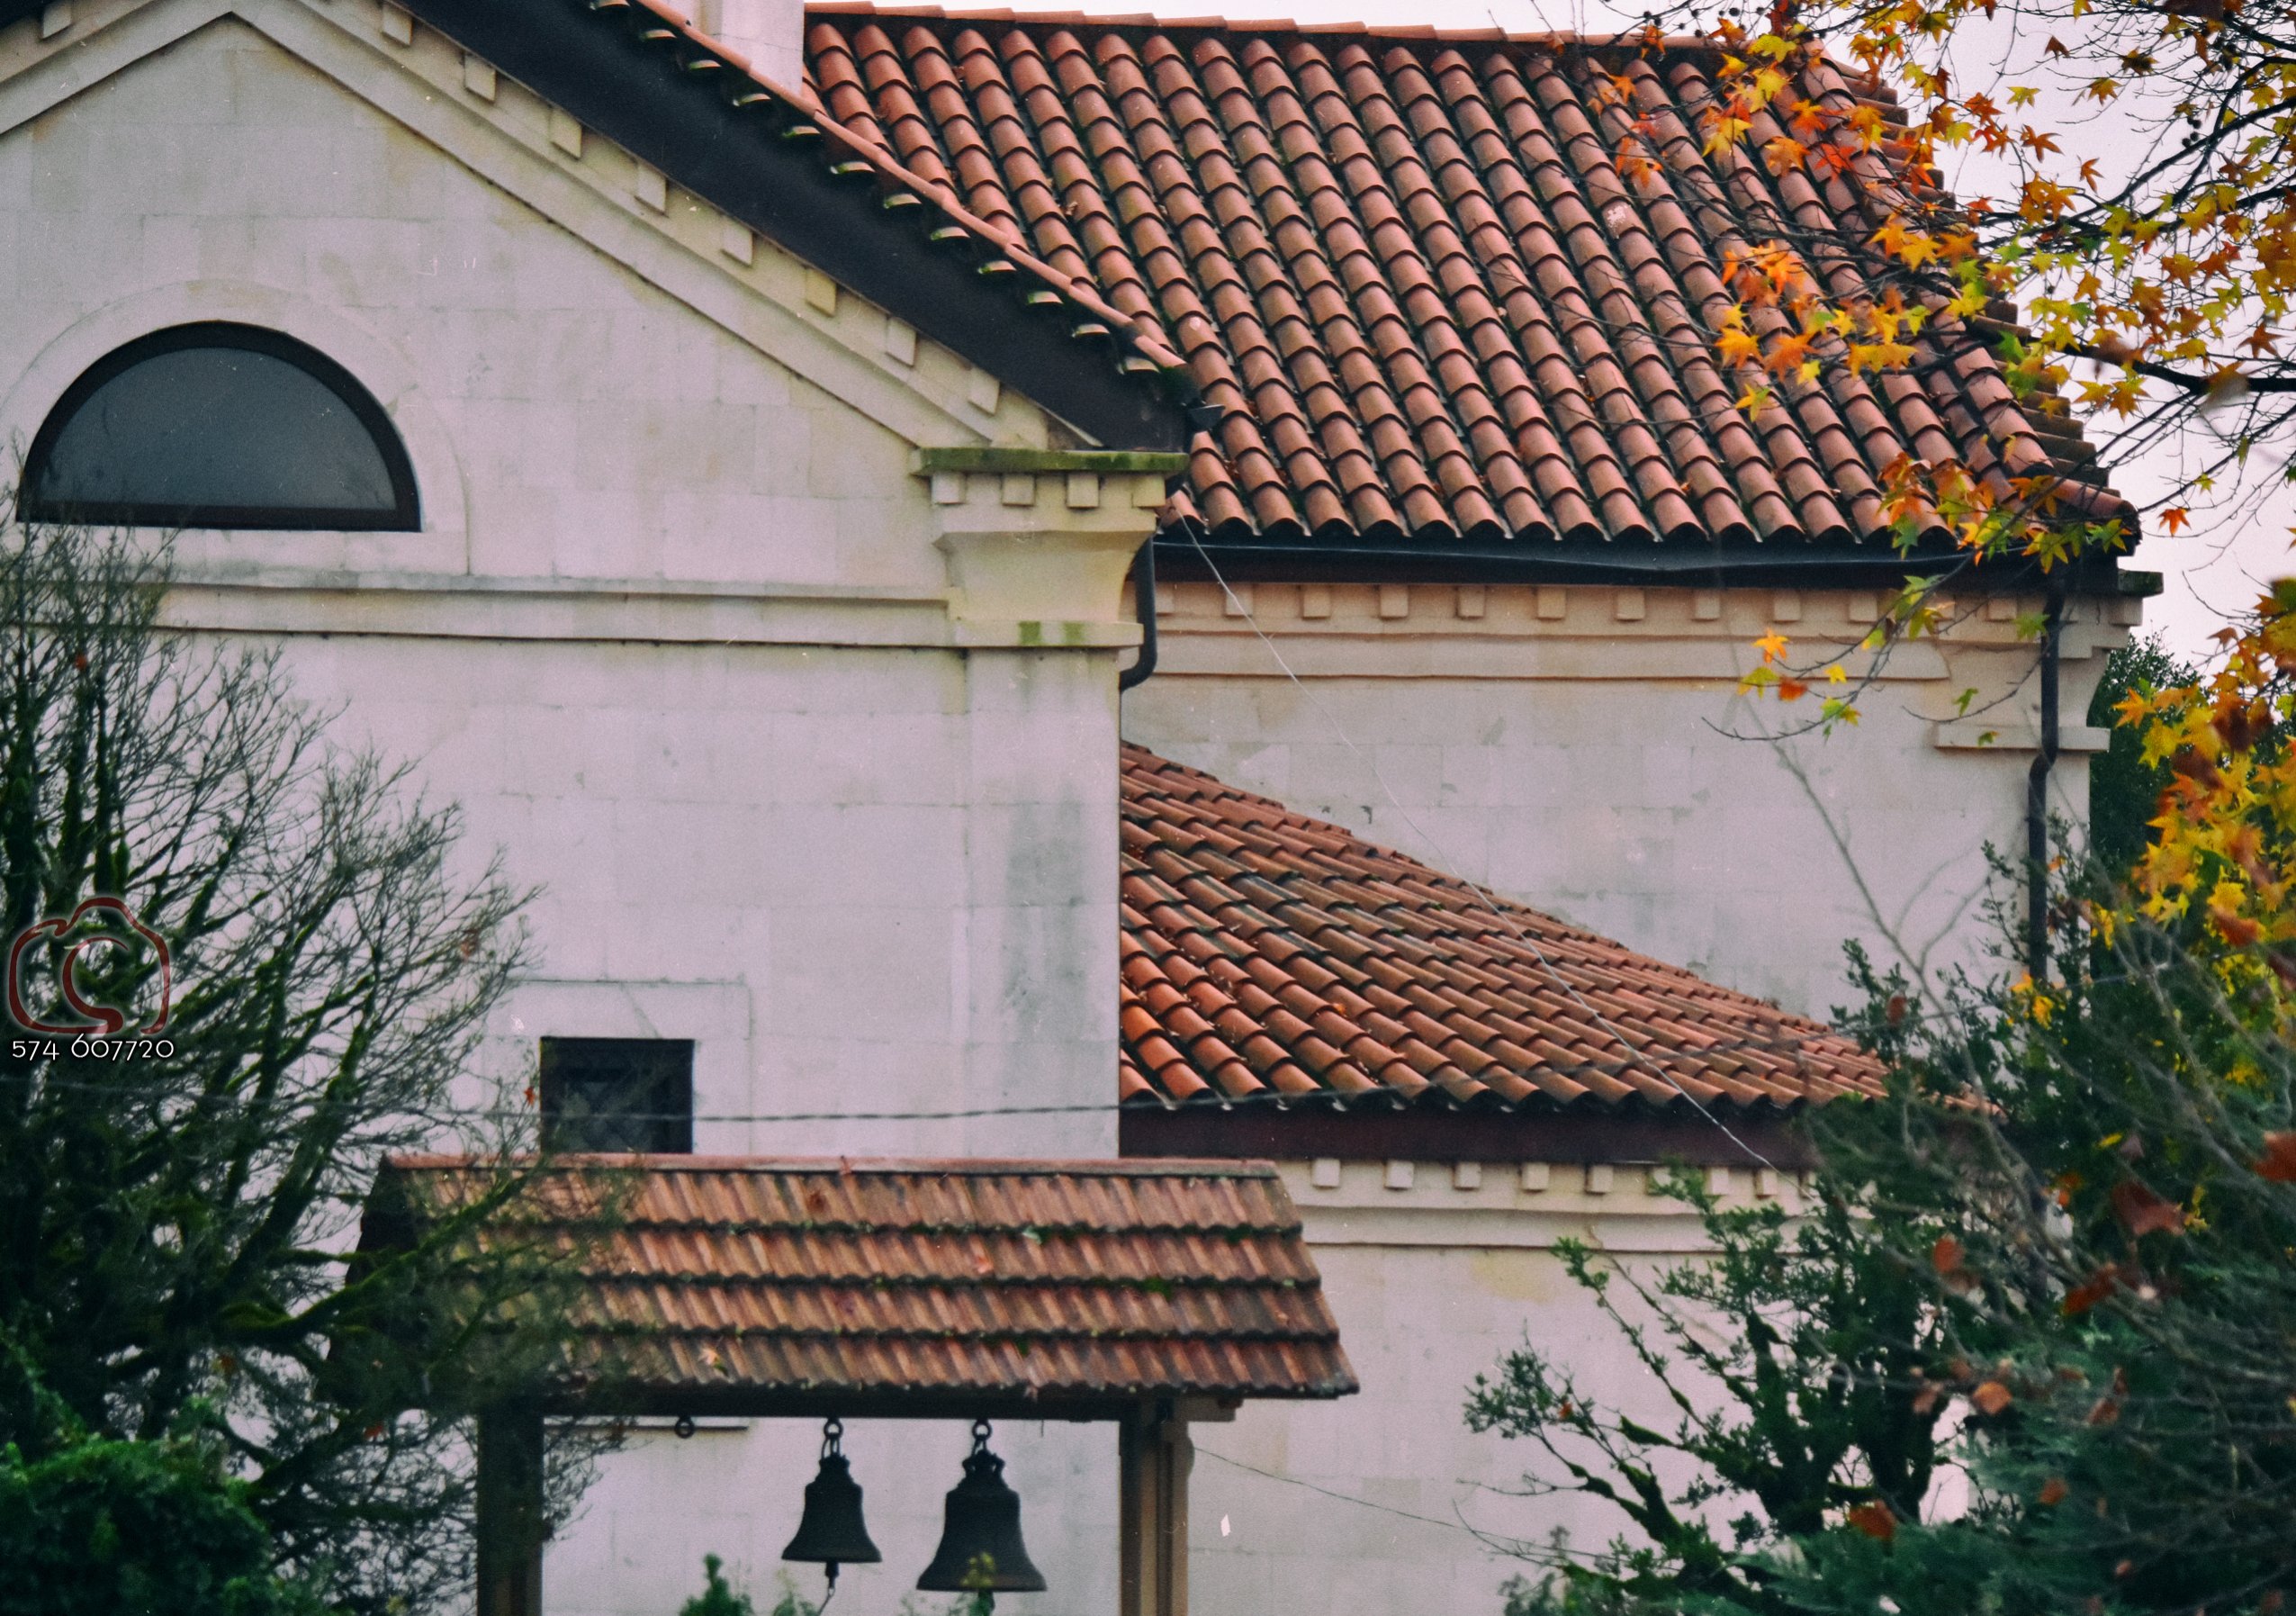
[[1118, 744, 1882, 1113], [803, 6, 2125, 548], [371, 1156, 1355, 1413]]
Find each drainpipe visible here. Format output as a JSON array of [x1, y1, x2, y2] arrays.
[[2024, 573, 2066, 981], [1118, 537, 1158, 692]]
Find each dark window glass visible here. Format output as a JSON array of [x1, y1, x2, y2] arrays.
[[538, 1038, 694, 1155], [21, 323, 419, 531]]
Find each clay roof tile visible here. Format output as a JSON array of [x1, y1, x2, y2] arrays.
[[1117, 745, 1879, 1117]]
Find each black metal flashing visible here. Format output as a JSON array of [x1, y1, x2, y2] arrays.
[[390, 0, 1193, 451], [1119, 1100, 1817, 1169], [1155, 531, 2142, 596]]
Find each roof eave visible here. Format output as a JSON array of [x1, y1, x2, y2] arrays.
[[392, 0, 1193, 451], [1157, 532, 2150, 596]]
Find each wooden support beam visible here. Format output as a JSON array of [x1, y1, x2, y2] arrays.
[[1119, 1401, 1193, 1616], [476, 1403, 545, 1616]]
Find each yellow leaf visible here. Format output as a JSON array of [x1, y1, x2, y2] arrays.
[[1754, 631, 1789, 662]]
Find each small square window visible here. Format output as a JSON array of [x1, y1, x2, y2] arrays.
[[538, 1037, 694, 1154]]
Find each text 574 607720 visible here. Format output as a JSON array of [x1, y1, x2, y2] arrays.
[[11, 1036, 174, 1062]]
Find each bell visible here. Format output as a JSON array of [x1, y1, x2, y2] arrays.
[[916, 1421, 1048, 1600], [780, 1419, 881, 1589]]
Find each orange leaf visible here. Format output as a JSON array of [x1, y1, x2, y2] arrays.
[[1931, 1235, 1965, 1274], [1972, 1380, 2014, 1415], [1778, 677, 1810, 701], [1846, 1501, 1898, 1541], [2039, 1477, 2069, 1506], [2160, 507, 2191, 535], [2255, 1132, 2296, 1182], [2210, 904, 2263, 947], [2062, 1266, 2119, 1316], [2110, 1179, 2185, 1238]]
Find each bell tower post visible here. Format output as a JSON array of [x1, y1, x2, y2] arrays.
[[1119, 1401, 1194, 1616]]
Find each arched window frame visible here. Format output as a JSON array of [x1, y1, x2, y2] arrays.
[[20, 322, 421, 532]]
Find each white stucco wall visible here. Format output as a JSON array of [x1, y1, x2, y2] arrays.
[[1123, 580, 2138, 1017], [1188, 1158, 1787, 1616], [0, 3, 1147, 1160], [0, 10, 1146, 1612]]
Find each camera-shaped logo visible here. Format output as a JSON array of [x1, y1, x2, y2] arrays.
[[6, 897, 171, 1036]]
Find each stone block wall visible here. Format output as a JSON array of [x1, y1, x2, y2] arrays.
[[1125, 579, 2138, 1016]]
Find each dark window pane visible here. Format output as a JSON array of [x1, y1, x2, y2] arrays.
[[538, 1038, 694, 1155], [22, 323, 419, 531]]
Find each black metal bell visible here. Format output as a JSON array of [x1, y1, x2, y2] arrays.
[[781, 1419, 881, 1588], [915, 1421, 1048, 1597]]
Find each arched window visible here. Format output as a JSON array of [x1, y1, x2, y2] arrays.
[[21, 323, 419, 530]]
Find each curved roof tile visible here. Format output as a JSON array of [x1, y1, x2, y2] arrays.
[[806, 6, 2128, 547], [1118, 745, 1883, 1113]]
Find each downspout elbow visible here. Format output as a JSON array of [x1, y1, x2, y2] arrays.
[[1118, 537, 1158, 692]]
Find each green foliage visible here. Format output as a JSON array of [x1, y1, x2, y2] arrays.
[[0, 1433, 324, 1616], [678, 1557, 831, 1616], [680, 1555, 757, 1616], [1469, 899, 2296, 1616], [1468, 1154, 1958, 1616], [2084, 635, 2195, 878]]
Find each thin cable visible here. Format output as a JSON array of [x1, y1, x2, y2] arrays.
[[0, 992, 1955, 1115], [1175, 523, 1784, 1171], [1192, 1443, 1485, 1539]]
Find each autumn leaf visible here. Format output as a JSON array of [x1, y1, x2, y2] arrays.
[[1754, 631, 1788, 662], [1931, 1234, 1965, 1274], [2062, 1265, 2119, 1315], [1846, 1501, 1898, 1540], [2210, 902, 2263, 946], [1972, 1380, 2014, 1415], [1777, 677, 1809, 701], [2160, 508, 2192, 535], [2110, 1178, 2186, 1237], [2039, 1477, 2069, 1506], [2255, 1131, 2296, 1182]]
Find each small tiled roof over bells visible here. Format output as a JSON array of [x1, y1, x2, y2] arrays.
[[365, 1156, 1355, 1415], [1117, 744, 1882, 1115], [803, 7, 2129, 551]]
